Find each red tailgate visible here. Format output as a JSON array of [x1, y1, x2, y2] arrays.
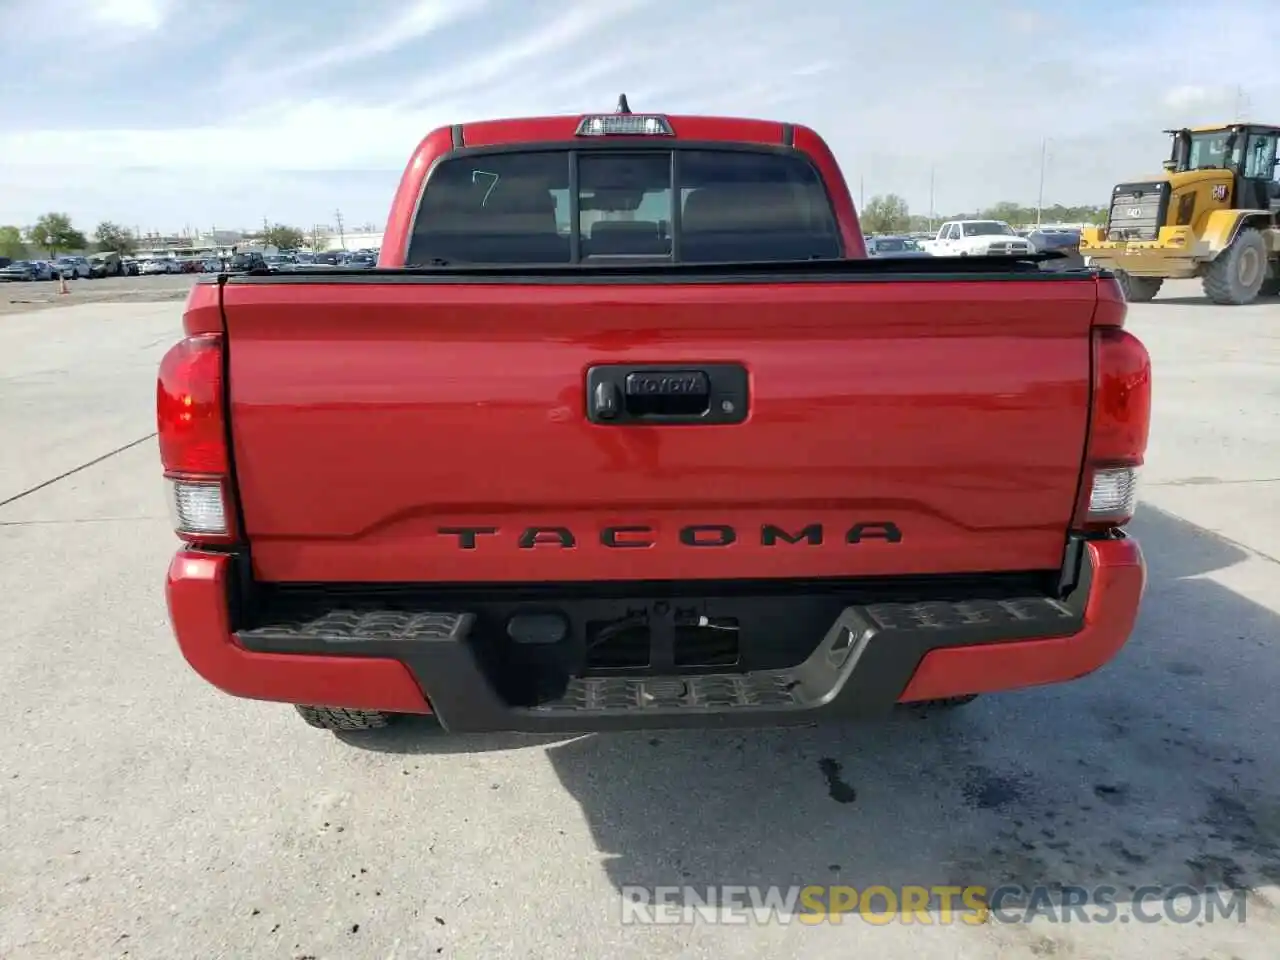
[[223, 277, 1097, 583]]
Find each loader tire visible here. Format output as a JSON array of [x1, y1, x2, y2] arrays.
[[1117, 271, 1163, 302], [1202, 228, 1267, 305]]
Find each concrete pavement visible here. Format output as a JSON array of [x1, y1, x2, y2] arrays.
[[1, 280, 1277, 959]]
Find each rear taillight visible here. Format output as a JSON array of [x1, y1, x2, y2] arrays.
[[1073, 289, 1151, 530], [157, 334, 236, 545]]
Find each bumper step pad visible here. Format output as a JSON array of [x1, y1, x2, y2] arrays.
[[237, 583, 1084, 731], [538, 672, 803, 713]]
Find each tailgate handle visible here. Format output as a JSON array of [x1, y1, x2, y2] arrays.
[[586, 364, 748, 426]]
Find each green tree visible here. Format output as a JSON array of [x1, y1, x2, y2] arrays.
[[94, 221, 137, 255], [0, 225, 26, 259], [901, 202, 1110, 233], [982, 201, 1026, 224], [970, 202, 1109, 228], [861, 194, 911, 234], [28, 212, 88, 256], [261, 224, 305, 250]]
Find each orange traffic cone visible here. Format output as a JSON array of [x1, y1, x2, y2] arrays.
[[58, 274, 69, 295]]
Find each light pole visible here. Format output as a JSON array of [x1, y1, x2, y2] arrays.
[[928, 166, 935, 232], [1036, 139, 1051, 227]]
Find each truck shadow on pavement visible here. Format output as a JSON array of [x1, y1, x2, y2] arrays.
[[1150, 295, 1279, 307], [349, 504, 1280, 919]]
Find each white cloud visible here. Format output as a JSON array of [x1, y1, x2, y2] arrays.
[[89, 0, 171, 30], [395, 0, 652, 108], [1162, 85, 1253, 117], [2, 0, 1279, 228], [249, 0, 486, 87], [1164, 86, 1211, 110]]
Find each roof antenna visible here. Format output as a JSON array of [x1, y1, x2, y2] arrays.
[[616, 94, 631, 115]]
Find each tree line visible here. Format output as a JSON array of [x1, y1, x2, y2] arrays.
[[0, 200, 1110, 260], [0, 214, 309, 259], [859, 195, 1109, 235]]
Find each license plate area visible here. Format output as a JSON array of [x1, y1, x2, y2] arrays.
[[584, 605, 742, 671]]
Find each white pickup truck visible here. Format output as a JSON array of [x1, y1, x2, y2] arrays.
[[921, 220, 1034, 256]]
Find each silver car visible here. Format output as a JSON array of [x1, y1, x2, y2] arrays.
[[140, 258, 173, 275], [52, 256, 91, 279], [0, 260, 40, 281]]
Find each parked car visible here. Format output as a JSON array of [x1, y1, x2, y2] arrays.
[[202, 258, 223, 273], [228, 251, 269, 271], [140, 258, 175, 275], [30, 260, 55, 280], [866, 235, 932, 258], [121, 257, 140, 276], [0, 260, 40, 281], [920, 221, 1034, 257], [52, 256, 91, 279], [1026, 228, 1084, 271], [88, 252, 126, 278]]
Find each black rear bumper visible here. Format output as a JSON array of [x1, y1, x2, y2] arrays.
[[232, 543, 1098, 733]]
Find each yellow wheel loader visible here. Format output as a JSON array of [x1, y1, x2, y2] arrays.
[[1080, 123, 1280, 304]]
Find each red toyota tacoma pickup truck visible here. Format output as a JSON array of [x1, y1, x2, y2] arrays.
[[159, 101, 1151, 733]]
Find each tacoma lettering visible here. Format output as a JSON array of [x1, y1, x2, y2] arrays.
[[680, 524, 736, 547], [601, 525, 654, 548], [846, 522, 902, 543], [436, 522, 901, 548], [761, 523, 822, 545], [518, 527, 576, 549], [437, 525, 499, 549]]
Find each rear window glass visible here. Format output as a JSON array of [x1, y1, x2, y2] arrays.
[[407, 148, 841, 265]]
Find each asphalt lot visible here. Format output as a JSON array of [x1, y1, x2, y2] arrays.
[[0, 272, 198, 316], [1, 278, 1278, 959]]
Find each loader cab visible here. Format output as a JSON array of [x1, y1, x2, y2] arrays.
[[1166, 123, 1280, 212]]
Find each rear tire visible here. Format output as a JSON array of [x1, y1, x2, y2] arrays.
[[922, 694, 978, 708], [903, 694, 979, 715], [1202, 228, 1267, 305], [295, 705, 394, 731], [1116, 271, 1163, 302]]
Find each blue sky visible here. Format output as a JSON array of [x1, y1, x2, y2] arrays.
[[2, 0, 1277, 235]]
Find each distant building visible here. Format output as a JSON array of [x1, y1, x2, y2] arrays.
[[312, 231, 382, 252], [133, 229, 247, 260], [304, 222, 383, 252], [134, 225, 385, 257]]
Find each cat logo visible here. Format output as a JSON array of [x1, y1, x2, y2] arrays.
[[1211, 184, 1229, 201]]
